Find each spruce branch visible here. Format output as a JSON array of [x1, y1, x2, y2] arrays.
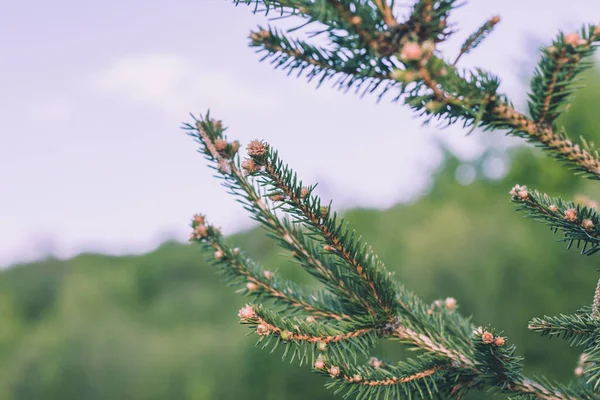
[[239, 304, 378, 364], [322, 354, 449, 399], [249, 26, 391, 94], [528, 311, 600, 348], [237, 1, 600, 179], [528, 26, 600, 125], [509, 185, 600, 255]]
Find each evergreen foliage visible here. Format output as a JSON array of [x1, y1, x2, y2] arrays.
[[184, 1, 600, 398]]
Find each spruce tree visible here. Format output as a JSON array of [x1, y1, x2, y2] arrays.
[[184, 1, 600, 398]]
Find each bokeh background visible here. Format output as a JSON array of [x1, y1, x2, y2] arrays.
[[2, 0, 600, 398]]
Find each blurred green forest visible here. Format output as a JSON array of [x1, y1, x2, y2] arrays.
[[2, 70, 600, 399]]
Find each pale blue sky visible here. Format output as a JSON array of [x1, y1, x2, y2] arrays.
[[1, 0, 598, 266]]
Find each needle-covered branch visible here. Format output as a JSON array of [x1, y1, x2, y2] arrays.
[[238, 304, 378, 364], [509, 185, 600, 255], [528, 309, 600, 348], [236, 0, 600, 179], [321, 354, 449, 399], [528, 26, 600, 125]]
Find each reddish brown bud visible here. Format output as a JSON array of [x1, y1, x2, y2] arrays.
[[241, 159, 260, 174], [564, 208, 578, 222], [238, 304, 256, 320], [482, 331, 494, 344], [328, 365, 340, 378], [400, 42, 423, 61], [247, 139, 267, 157], [564, 32, 581, 46], [214, 139, 228, 152], [350, 16, 362, 25], [193, 214, 205, 225], [256, 324, 270, 336], [582, 219, 595, 230]]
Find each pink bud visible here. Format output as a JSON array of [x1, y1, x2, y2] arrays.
[[238, 305, 256, 320], [400, 42, 423, 61]]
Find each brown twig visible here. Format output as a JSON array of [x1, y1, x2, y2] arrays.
[[373, 0, 398, 27]]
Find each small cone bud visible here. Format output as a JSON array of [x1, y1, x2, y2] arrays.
[[242, 159, 260, 174], [490, 15, 500, 24], [564, 32, 581, 46], [323, 244, 334, 252], [517, 190, 529, 200], [549, 205, 558, 213], [400, 42, 423, 61], [317, 342, 327, 352], [595, 25, 600, 36], [263, 270, 273, 280], [445, 297, 457, 311], [482, 331, 494, 344], [247, 139, 267, 157], [214, 139, 228, 152], [193, 214, 205, 225], [494, 336, 505, 346], [246, 282, 259, 291], [353, 374, 362, 382], [509, 184, 526, 196], [328, 365, 340, 378], [350, 16, 362, 25], [575, 366, 584, 377], [233, 247, 240, 255], [564, 208, 578, 222], [214, 250, 224, 260], [582, 219, 595, 230], [256, 324, 270, 336], [238, 304, 256, 320], [314, 359, 326, 370], [369, 357, 382, 368], [306, 316, 316, 323], [194, 224, 209, 239], [231, 140, 241, 154]]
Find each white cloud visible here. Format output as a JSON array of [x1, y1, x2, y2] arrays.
[[31, 99, 73, 123], [87, 53, 280, 118]]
